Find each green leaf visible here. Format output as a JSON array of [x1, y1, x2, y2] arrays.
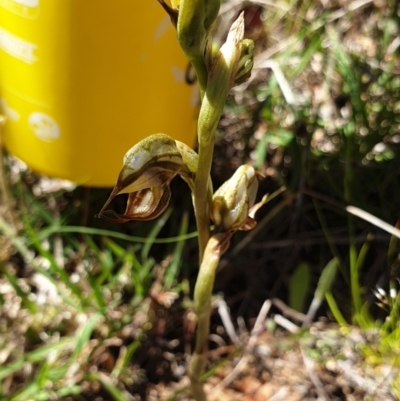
[[289, 263, 310, 312], [141, 208, 173, 262], [305, 258, 339, 323], [315, 258, 338, 301]]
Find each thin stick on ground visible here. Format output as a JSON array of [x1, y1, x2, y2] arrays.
[[210, 300, 272, 396]]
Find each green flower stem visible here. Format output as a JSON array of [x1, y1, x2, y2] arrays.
[[193, 100, 228, 261], [194, 95, 222, 258], [193, 77, 224, 261], [193, 13, 245, 261], [189, 233, 232, 401], [193, 148, 213, 261], [192, 58, 208, 98]]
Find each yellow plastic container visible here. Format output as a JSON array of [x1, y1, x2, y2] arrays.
[[0, 0, 197, 187]]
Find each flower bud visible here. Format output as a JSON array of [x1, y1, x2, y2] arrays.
[[198, 12, 246, 145], [177, 0, 207, 61], [211, 165, 260, 232], [208, 12, 244, 92], [234, 39, 254, 85]]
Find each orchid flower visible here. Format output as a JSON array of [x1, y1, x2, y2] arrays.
[[96, 133, 199, 223]]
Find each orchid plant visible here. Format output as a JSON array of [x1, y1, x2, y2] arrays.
[[97, 2, 264, 400]]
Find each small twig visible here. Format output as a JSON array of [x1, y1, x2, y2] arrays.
[[248, 299, 272, 348], [255, 60, 297, 107], [304, 297, 322, 328], [272, 298, 307, 323], [208, 334, 226, 348], [216, 297, 241, 346], [268, 388, 290, 401], [387, 36, 400, 55], [210, 300, 272, 396], [346, 205, 400, 240], [303, 189, 400, 240], [274, 314, 299, 333], [211, 354, 250, 397]]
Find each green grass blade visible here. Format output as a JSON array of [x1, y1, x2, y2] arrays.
[[121, 338, 141, 366], [10, 210, 84, 308], [0, 359, 25, 381], [0, 338, 76, 382], [82, 236, 111, 309], [88, 372, 128, 401], [86, 272, 106, 310], [348, 228, 372, 323], [28, 338, 75, 362], [72, 313, 103, 360], [35, 224, 198, 245], [56, 385, 82, 397], [165, 212, 189, 290], [141, 208, 173, 262], [23, 191, 61, 226], [291, 33, 322, 76], [0, 263, 37, 313], [325, 291, 347, 326], [36, 360, 51, 388], [10, 383, 40, 401], [349, 240, 362, 316]]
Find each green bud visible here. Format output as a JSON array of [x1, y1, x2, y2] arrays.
[[197, 12, 245, 146], [158, 0, 221, 94], [177, 0, 207, 60], [211, 165, 260, 232], [234, 39, 254, 85], [209, 12, 244, 90], [158, 0, 220, 36]]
